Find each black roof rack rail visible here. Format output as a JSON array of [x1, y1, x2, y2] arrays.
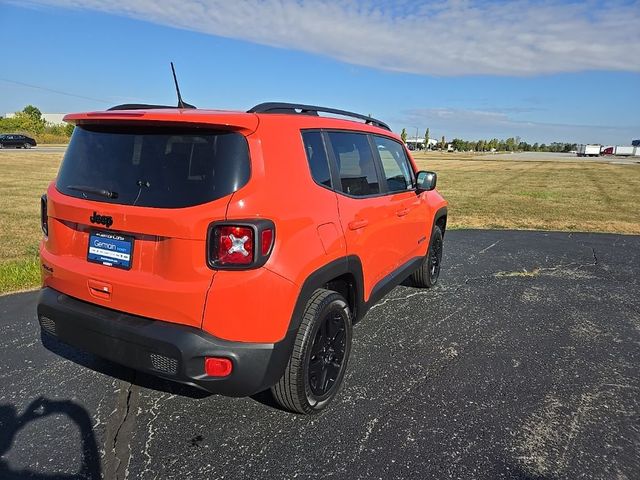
[[107, 103, 196, 111], [247, 102, 391, 131]]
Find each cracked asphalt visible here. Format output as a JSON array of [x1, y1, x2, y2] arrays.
[[1, 230, 639, 479]]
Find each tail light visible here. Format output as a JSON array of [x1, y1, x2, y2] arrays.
[[207, 220, 275, 269], [40, 194, 48, 237]]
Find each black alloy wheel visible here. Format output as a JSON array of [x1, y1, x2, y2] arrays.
[[411, 225, 444, 288], [307, 309, 347, 398], [429, 229, 443, 279], [271, 289, 353, 414]]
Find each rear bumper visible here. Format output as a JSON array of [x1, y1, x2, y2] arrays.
[[36, 287, 295, 396]]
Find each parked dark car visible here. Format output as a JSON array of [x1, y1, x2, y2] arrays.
[[0, 134, 37, 149]]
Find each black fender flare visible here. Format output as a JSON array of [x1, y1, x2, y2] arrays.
[[433, 206, 448, 236], [287, 256, 365, 334]]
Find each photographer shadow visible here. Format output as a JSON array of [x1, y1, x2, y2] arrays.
[[0, 397, 101, 479]]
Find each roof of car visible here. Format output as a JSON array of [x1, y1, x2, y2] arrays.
[[64, 103, 396, 138]]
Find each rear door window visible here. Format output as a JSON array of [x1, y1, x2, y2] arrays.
[[374, 136, 414, 192], [326, 131, 380, 196], [302, 131, 332, 188], [56, 125, 250, 208]]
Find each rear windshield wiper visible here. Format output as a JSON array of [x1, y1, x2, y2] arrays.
[[67, 185, 118, 199]]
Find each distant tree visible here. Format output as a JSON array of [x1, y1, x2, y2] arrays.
[[424, 128, 430, 150], [401, 128, 407, 143], [441, 135, 446, 150], [22, 105, 43, 122], [451, 138, 465, 151], [65, 122, 75, 136]]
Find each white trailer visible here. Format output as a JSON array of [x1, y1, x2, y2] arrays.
[[577, 144, 600, 157], [633, 147, 640, 157], [614, 146, 635, 156]]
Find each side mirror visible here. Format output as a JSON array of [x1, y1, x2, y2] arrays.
[[416, 170, 437, 192]]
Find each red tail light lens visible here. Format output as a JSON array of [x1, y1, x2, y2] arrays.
[[261, 228, 274, 256], [215, 226, 254, 265], [204, 357, 233, 377], [207, 220, 274, 269]]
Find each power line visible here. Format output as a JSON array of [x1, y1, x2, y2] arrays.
[[0, 78, 111, 104]]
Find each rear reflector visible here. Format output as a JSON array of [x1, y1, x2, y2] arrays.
[[205, 357, 233, 377]]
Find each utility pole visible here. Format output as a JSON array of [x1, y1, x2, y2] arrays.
[[408, 126, 419, 150]]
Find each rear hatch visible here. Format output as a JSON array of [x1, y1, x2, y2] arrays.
[[41, 117, 254, 328]]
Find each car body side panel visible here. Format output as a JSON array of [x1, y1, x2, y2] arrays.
[[206, 118, 346, 342]]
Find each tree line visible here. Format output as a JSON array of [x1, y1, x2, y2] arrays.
[[448, 137, 578, 153], [0, 105, 73, 143], [401, 127, 577, 153]]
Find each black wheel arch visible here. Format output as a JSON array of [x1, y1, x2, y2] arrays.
[[433, 206, 448, 237], [288, 256, 366, 335]]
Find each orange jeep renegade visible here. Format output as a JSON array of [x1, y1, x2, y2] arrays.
[[37, 102, 447, 414]]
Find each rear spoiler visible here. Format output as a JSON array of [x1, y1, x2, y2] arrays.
[[63, 109, 259, 135]]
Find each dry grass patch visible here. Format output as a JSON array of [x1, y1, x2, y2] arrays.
[[0, 150, 639, 294], [414, 156, 640, 234], [0, 151, 63, 293]]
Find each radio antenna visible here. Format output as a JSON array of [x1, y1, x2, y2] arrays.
[[170, 62, 195, 109]]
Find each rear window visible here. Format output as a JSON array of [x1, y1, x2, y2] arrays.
[[56, 125, 250, 208]]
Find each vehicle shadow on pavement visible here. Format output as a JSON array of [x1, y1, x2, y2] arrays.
[[0, 397, 101, 479], [40, 332, 211, 399], [41, 331, 290, 411]]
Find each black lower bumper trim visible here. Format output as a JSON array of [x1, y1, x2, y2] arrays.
[[36, 287, 295, 397]]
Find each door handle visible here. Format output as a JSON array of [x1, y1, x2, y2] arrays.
[[396, 209, 410, 217], [348, 219, 369, 230]]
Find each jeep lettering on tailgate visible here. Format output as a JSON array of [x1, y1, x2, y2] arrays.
[[89, 212, 113, 228]]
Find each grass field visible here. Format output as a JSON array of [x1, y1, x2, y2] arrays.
[[412, 151, 640, 233], [0, 151, 63, 293], [1, 150, 639, 294]]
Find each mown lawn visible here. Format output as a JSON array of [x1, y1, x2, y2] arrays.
[[413, 151, 640, 234], [1, 150, 639, 294], [0, 151, 63, 293]]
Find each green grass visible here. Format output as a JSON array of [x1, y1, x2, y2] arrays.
[[1, 149, 639, 295], [0, 257, 41, 293], [413, 151, 640, 234], [0, 151, 63, 295]]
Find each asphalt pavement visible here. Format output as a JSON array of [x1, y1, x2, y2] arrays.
[[0, 146, 66, 154], [1, 230, 638, 479]]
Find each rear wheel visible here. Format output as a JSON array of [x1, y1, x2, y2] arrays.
[[271, 289, 352, 414], [24, 143, 32, 149], [412, 225, 443, 288]]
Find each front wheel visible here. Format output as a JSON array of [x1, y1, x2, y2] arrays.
[[24, 143, 32, 149], [412, 225, 443, 288], [271, 289, 352, 414]]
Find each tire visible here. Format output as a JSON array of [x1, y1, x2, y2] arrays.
[[24, 143, 32, 149], [412, 225, 443, 288], [271, 288, 352, 414]]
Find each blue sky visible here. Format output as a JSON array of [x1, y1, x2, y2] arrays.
[[1, 0, 639, 144]]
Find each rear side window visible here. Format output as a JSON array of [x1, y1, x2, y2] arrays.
[[374, 136, 415, 192], [302, 131, 331, 188], [327, 132, 379, 196], [56, 125, 250, 208]]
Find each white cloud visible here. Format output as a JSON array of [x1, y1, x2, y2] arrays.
[[397, 107, 639, 144], [19, 0, 640, 76]]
